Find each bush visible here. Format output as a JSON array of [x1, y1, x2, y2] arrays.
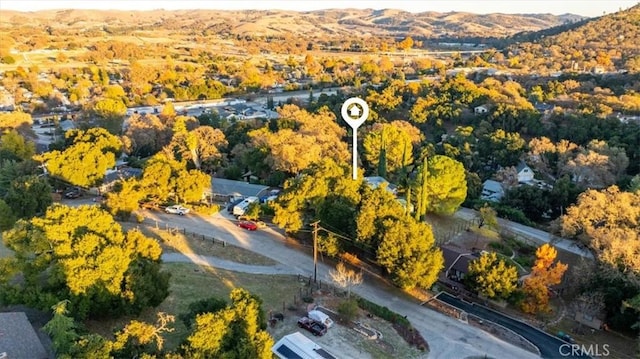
[[488, 241, 512, 256], [179, 296, 227, 328], [337, 299, 359, 322], [191, 204, 220, 215], [356, 297, 410, 326], [1, 55, 16, 64]]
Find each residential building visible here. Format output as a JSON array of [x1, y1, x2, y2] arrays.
[[272, 332, 337, 359], [480, 180, 504, 202], [0, 312, 49, 359], [516, 162, 534, 183], [364, 176, 398, 195], [441, 246, 480, 282], [474, 104, 489, 114]]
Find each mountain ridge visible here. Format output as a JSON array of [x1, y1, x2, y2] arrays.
[[0, 8, 587, 39]]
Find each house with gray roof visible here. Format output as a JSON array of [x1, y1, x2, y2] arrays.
[[0, 312, 48, 359]]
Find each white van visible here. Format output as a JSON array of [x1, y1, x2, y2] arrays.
[[308, 310, 334, 328]]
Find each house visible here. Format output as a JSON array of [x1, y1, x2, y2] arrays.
[[211, 178, 268, 199], [516, 162, 534, 183], [441, 246, 480, 282], [364, 176, 398, 195], [0, 312, 49, 359], [97, 167, 143, 194], [272, 332, 337, 359], [534, 102, 554, 113], [480, 180, 504, 202], [474, 105, 489, 115]]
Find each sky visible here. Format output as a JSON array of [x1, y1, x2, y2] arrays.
[[0, 0, 638, 17]]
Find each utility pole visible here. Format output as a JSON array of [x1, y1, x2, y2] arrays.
[[311, 220, 320, 283]]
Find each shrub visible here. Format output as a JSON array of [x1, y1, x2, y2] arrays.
[[1, 55, 15, 64], [337, 299, 359, 322], [192, 204, 220, 215], [356, 297, 410, 326]]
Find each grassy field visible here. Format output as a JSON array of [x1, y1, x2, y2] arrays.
[[86, 262, 308, 350]]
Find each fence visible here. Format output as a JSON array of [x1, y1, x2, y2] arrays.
[[138, 217, 229, 247]]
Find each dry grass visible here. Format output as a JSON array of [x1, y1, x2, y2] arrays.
[[121, 223, 277, 266]]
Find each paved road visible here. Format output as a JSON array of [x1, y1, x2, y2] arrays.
[[141, 209, 538, 359], [437, 293, 591, 359], [455, 208, 593, 259]]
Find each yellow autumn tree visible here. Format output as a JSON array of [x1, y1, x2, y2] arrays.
[[521, 244, 568, 314]]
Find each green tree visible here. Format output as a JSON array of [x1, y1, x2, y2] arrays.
[[5, 175, 52, 218], [0, 129, 35, 161], [376, 217, 444, 289], [0, 111, 32, 131], [415, 155, 467, 216], [43, 301, 79, 356], [1, 205, 169, 319], [477, 203, 499, 230], [94, 98, 127, 120], [184, 288, 273, 359], [37, 128, 122, 187], [466, 252, 518, 300], [104, 178, 145, 220], [0, 199, 16, 230], [139, 153, 181, 203], [175, 169, 211, 204], [363, 121, 418, 175], [273, 158, 361, 232]]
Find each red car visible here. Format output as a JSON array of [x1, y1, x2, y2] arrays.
[[237, 220, 258, 231]]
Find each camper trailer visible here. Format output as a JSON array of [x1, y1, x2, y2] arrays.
[[232, 196, 259, 217]]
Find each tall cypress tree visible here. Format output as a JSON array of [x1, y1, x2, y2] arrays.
[[377, 129, 387, 178]]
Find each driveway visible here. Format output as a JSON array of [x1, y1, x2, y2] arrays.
[[436, 293, 591, 359], [141, 209, 539, 359]]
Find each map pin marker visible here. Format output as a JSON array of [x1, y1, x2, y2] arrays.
[[341, 97, 369, 180]]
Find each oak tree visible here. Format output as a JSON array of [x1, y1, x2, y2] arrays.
[[466, 252, 518, 300]]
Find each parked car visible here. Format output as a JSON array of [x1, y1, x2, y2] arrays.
[[237, 220, 258, 231], [64, 188, 82, 199], [297, 317, 327, 336], [165, 205, 190, 215], [308, 310, 334, 328], [227, 198, 245, 213]]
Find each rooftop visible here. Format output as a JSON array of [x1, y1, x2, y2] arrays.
[[211, 178, 269, 198], [0, 312, 48, 359], [272, 332, 337, 359]]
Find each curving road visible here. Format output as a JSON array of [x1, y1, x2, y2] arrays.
[[139, 208, 539, 359], [455, 207, 594, 259], [437, 293, 591, 359]]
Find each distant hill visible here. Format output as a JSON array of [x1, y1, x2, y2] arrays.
[[0, 8, 586, 40], [505, 4, 640, 72]]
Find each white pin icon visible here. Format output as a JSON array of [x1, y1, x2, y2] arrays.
[[341, 97, 369, 180]]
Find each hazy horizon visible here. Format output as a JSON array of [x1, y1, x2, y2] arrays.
[[1, 0, 638, 17]]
